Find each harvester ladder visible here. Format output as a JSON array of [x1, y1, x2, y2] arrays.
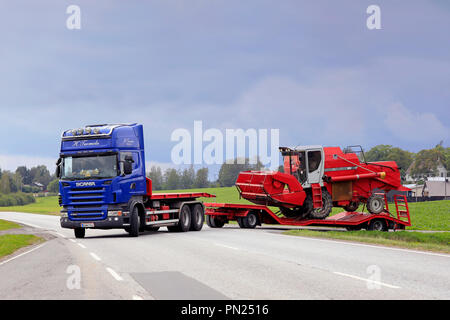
[[394, 194, 411, 225], [311, 183, 323, 208]]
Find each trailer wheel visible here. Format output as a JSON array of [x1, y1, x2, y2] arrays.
[[179, 205, 192, 232], [74, 228, 85, 238], [368, 219, 387, 231], [243, 211, 259, 229], [237, 217, 245, 228], [206, 215, 225, 228], [344, 201, 359, 212], [367, 194, 385, 214], [346, 225, 362, 231], [128, 206, 140, 237], [190, 204, 204, 231]]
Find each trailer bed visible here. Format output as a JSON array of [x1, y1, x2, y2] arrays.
[[204, 194, 411, 231]]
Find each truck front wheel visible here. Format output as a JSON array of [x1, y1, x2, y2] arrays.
[[74, 228, 85, 238], [128, 206, 140, 237]]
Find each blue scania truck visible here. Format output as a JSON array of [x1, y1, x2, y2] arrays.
[[56, 123, 214, 238]]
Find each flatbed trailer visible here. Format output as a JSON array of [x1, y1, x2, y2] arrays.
[[205, 194, 411, 231]]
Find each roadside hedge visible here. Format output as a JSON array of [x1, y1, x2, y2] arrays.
[[0, 193, 36, 207]]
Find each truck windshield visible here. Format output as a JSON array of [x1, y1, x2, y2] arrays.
[[62, 154, 118, 180]]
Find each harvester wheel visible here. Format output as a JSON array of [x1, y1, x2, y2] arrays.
[[344, 201, 359, 212], [242, 211, 259, 229], [308, 190, 332, 219], [367, 194, 385, 214]]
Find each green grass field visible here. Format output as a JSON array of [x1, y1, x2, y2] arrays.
[[0, 234, 43, 259], [283, 229, 450, 254], [0, 188, 448, 232], [0, 219, 22, 231]]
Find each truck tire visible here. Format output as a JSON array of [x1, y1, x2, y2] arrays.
[[190, 204, 204, 231], [308, 190, 332, 219], [368, 219, 387, 231], [344, 201, 359, 212], [74, 228, 85, 238], [206, 215, 225, 228], [237, 217, 245, 228], [128, 206, 140, 237], [367, 194, 385, 214], [242, 211, 259, 229], [168, 205, 192, 232]]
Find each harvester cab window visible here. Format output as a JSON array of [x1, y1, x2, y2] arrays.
[[307, 151, 321, 173]]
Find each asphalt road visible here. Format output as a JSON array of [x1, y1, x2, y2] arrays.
[[0, 211, 449, 300]]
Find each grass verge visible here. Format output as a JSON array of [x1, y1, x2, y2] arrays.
[[0, 219, 22, 231], [0, 196, 60, 215], [283, 229, 450, 254], [0, 234, 43, 259]]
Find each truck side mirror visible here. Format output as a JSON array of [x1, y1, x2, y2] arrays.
[[55, 158, 62, 178]]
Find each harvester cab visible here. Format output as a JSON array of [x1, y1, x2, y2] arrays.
[[280, 146, 324, 187]]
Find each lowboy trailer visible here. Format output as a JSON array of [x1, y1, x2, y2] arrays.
[[205, 193, 411, 231]]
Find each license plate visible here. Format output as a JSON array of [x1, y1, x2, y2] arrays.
[[81, 223, 94, 228]]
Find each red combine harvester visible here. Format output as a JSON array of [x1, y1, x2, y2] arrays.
[[205, 145, 411, 231]]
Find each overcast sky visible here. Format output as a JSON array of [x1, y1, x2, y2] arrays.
[[0, 0, 449, 177]]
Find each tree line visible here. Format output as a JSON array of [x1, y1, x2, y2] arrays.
[[0, 142, 448, 195]]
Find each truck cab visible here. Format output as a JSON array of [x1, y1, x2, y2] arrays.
[[57, 123, 213, 238], [57, 124, 146, 231]]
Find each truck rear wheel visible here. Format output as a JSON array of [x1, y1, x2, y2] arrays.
[[74, 228, 85, 238], [168, 205, 192, 232], [367, 194, 385, 214], [190, 204, 204, 231]]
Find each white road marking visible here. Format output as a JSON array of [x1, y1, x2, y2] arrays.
[[132, 295, 143, 300], [69, 239, 76, 243], [54, 232, 66, 238], [269, 232, 450, 258], [214, 243, 240, 250], [89, 252, 101, 261], [333, 271, 401, 289], [77, 243, 86, 249], [106, 267, 123, 281], [0, 243, 47, 266]]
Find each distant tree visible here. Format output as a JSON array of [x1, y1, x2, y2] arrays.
[[365, 145, 414, 179], [217, 158, 262, 187], [0, 174, 11, 194], [47, 179, 60, 193], [410, 145, 448, 177], [194, 168, 209, 188], [147, 166, 164, 190], [180, 166, 195, 189], [163, 168, 181, 190], [30, 165, 52, 189], [16, 166, 32, 185]]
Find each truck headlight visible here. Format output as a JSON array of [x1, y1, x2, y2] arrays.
[[61, 212, 68, 217]]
